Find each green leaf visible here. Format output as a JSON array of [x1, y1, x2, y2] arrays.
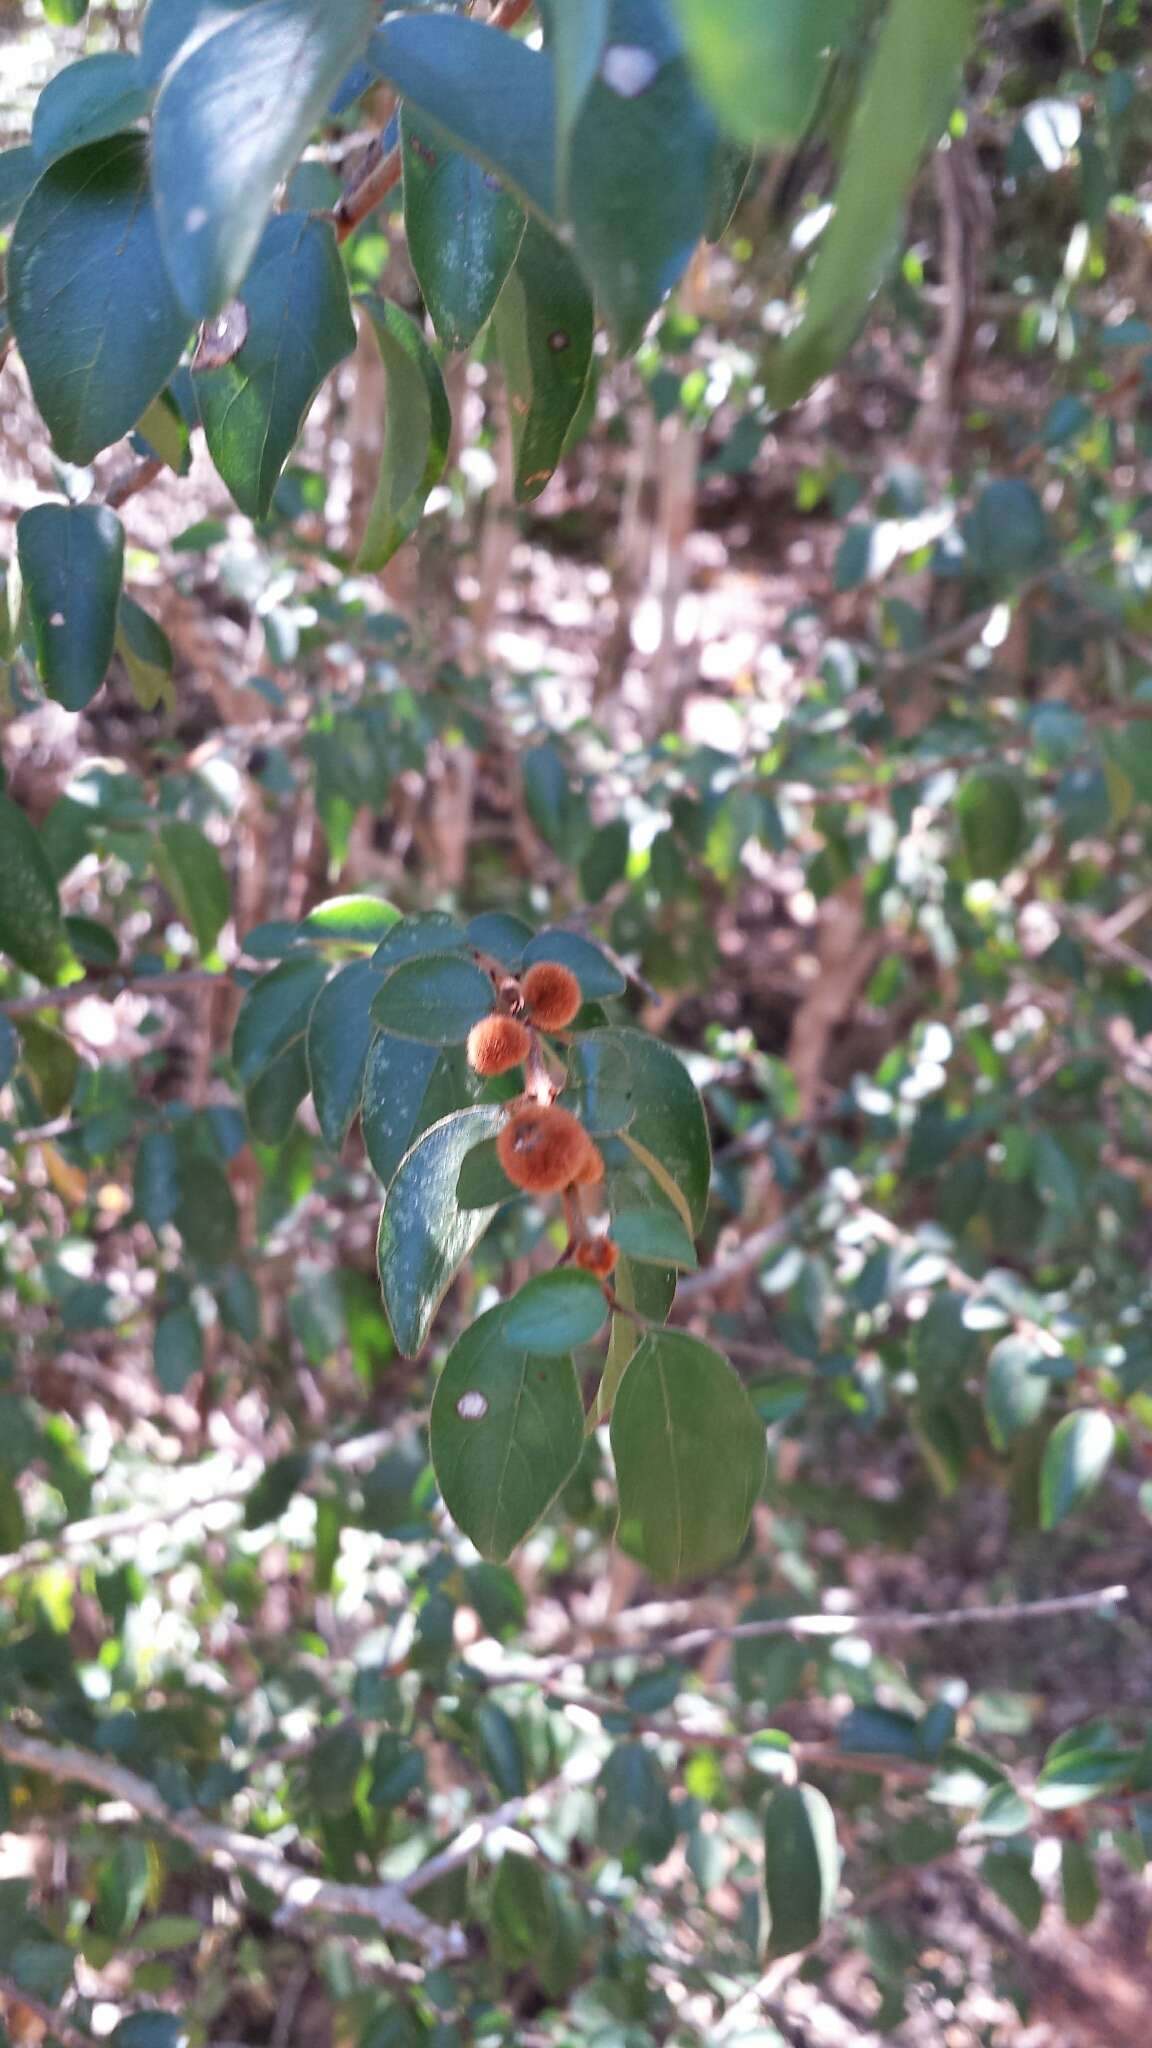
[[611, 1330, 765, 1579], [467, 912, 534, 969], [1061, 1839, 1100, 1926], [670, 0, 851, 147], [371, 952, 493, 1045], [597, 1742, 676, 1864], [984, 1336, 1051, 1450], [1035, 1746, 1133, 1810], [491, 1851, 585, 1996], [233, 953, 329, 1084], [501, 1269, 609, 1352], [8, 136, 188, 464], [194, 213, 356, 518], [763, 1784, 840, 1956], [355, 297, 452, 570], [766, 0, 976, 406], [544, 0, 608, 203], [580, 816, 630, 901], [373, 912, 470, 967], [981, 1847, 1043, 1933], [151, 0, 378, 319], [369, 12, 557, 221], [157, 820, 229, 958], [402, 111, 525, 350], [478, 1701, 525, 1796], [246, 1040, 311, 1144], [521, 741, 591, 859], [0, 794, 73, 983], [116, 595, 175, 713], [31, 53, 151, 165], [174, 1157, 239, 1269], [0, 145, 37, 227], [245, 1449, 311, 1530], [611, 1207, 697, 1268], [154, 1304, 203, 1394], [606, 1028, 710, 1229], [362, 1033, 452, 1187], [1039, 1410, 1116, 1529], [16, 1017, 79, 1116], [956, 768, 1029, 881], [42, 0, 89, 19], [306, 958, 379, 1151], [17, 504, 124, 714], [456, 1138, 520, 1210], [567, 1030, 636, 1134], [522, 928, 626, 1001], [1068, 0, 1107, 59], [966, 480, 1051, 585], [299, 896, 399, 947], [493, 217, 595, 502], [378, 1105, 506, 1354], [134, 392, 191, 476], [705, 138, 752, 242], [567, 0, 718, 349], [430, 1302, 584, 1558]]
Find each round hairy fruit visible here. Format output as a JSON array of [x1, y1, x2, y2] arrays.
[[521, 960, 582, 1031], [570, 1138, 605, 1186], [467, 1013, 533, 1077], [497, 1103, 597, 1194], [574, 1236, 619, 1278]]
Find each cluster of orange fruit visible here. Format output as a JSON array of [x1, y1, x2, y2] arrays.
[[465, 961, 618, 1280]]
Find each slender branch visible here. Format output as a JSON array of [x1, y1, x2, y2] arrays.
[[0, 969, 223, 1019], [0, 1726, 464, 1962], [334, 137, 402, 243], [104, 456, 163, 510]]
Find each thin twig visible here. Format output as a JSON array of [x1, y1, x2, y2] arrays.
[[0, 969, 223, 1019], [104, 456, 164, 510]]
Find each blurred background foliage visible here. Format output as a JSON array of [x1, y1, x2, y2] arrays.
[[2, 1, 1152, 2043]]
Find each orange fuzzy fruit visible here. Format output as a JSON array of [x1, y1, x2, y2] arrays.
[[467, 1013, 533, 1077], [574, 1236, 618, 1278], [521, 960, 582, 1031], [570, 1138, 605, 1186], [496, 1103, 596, 1194]]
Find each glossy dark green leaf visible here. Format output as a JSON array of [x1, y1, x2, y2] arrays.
[[174, 1157, 239, 1268], [362, 1033, 450, 1187], [456, 1138, 519, 1211], [1061, 1839, 1100, 1926], [1068, 0, 1106, 59], [373, 912, 470, 968], [478, 1701, 525, 1797], [157, 820, 229, 957], [194, 213, 356, 518], [501, 1269, 609, 1352], [966, 479, 1051, 585], [247, 1037, 311, 1144], [766, 0, 975, 406], [369, 12, 557, 220], [1039, 1410, 1116, 1529], [0, 794, 73, 983], [706, 139, 753, 241], [402, 110, 524, 350], [16, 1017, 79, 1116], [670, 0, 852, 147], [763, 1784, 840, 1956], [431, 1304, 585, 1559], [491, 1850, 585, 1996], [981, 1847, 1043, 1932], [151, 0, 378, 319], [1035, 1745, 1133, 1809], [580, 816, 631, 901], [233, 953, 329, 1085], [567, 1030, 636, 1134], [467, 912, 534, 969], [956, 769, 1029, 881], [378, 1105, 505, 1354], [31, 54, 151, 165], [0, 146, 36, 227], [134, 391, 191, 475], [597, 1742, 676, 1864], [154, 1304, 203, 1393], [984, 1336, 1050, 1450], [567, 0, 718, 349], [493, 218, 595, 501], [542, 0, 608, 203], [522, 928, 626, 1001], [244, 1449, 311, 1530], [17, 503, 124, 713], [8, 136, 188, 464], [607, 1027, 710, 1229], [356, 297, 452, 570], [116, 595, 174, 713], [611, 1330, 765, 1578], [610, 1207, 697, 1268], [371, 952, 493, 1045], [306, 958, 380, 1151]]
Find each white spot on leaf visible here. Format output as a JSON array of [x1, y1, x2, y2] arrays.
[[601, 43, 659, 98], [184, 206, 208, 233], [456, 1391, 488, 1421], [48, 613, 65, 627]]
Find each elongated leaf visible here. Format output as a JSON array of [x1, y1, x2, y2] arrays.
[[373, 912, 470, 968], [43, 0, 89, 19], [356, 297, 451, 570], [1039, 1410, 1116, 1529], [154, 1304, 203, 1394], [0, 146, 36, 228], [501, 1269, 609, 1353], [611, 1207, 697, 1268], [957, 768, 1029, 880], [402, 111, 525, 350], [371, 952, 493, 1044], [306, 958, 380, 1151], [1061, 1839, 1100, 1927], [233, 953, 328, 1085], [378, 1105, 506, 1354], [134, 392, 191, 476], [0, 795, 74, 984], [369, 12, 557, 221], [430, 1304, 585, 1558], [567, 1031, 636, 1134], [597, 1742, 676, 1863], [767, 0, 976, 406], [493, 218, 595, 502], [763, 1785, 840, 1956], [17, 503, 124, 713], [300, 896, 399, 947], [157, 820, 229, 957], [984, 1336, 1049, 1450], [1068, 0, 1107, 59], [151, 0, 377, 319], [543, 0, 608, 201], [362, 1033, 451, 1186], [670, 0, 852, 147], [611, 1330, 765, 1578], [608, 1028, 711, 1229], [116, 595, 175, 713], [9, 136, 188, 464], [194, 213, 356, 518], [31, 54, 151, 165], [567, 0, 718, 349]]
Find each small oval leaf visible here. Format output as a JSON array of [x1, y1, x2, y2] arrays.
[[763, 1784, 840, 1957], [371, 952, 494, 1044], [501, 1269, 609, 1352]]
